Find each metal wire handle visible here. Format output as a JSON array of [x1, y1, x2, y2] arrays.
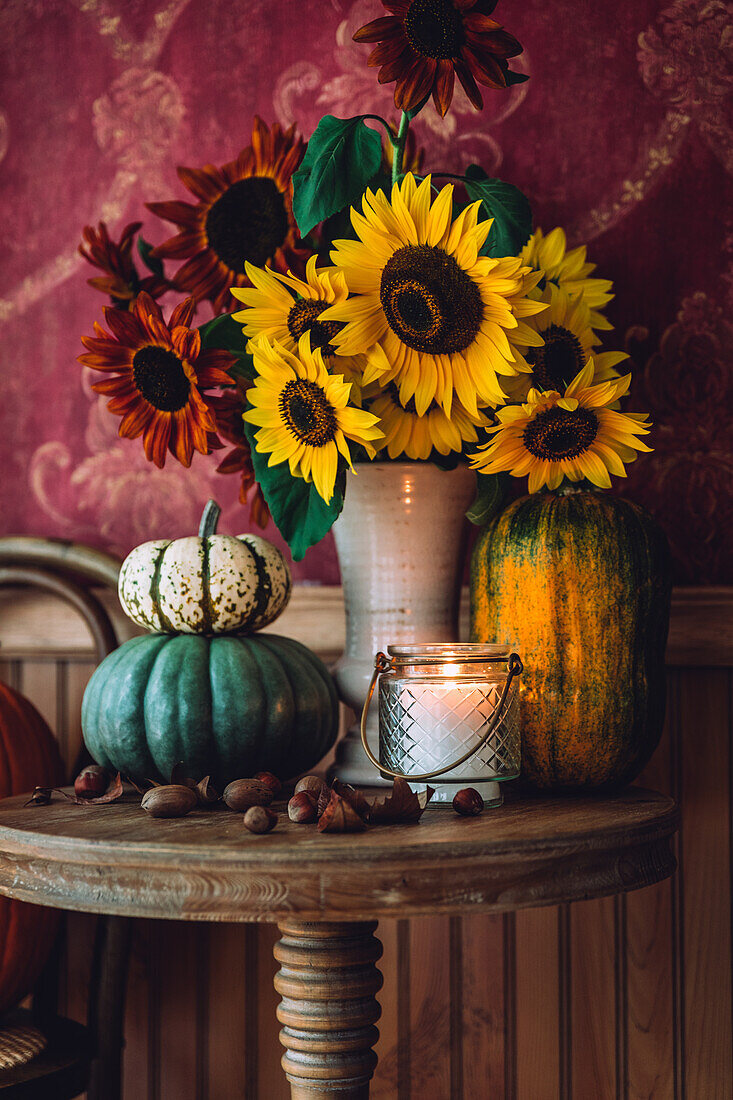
[[359, 651, 523, 782]]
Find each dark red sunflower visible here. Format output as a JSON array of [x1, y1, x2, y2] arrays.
[[79, 221, 168, 307], [146, 117, 309, 315], [209, 383, 270, 528], [79, 292, 234, 468], [354, 0, 525, 118]]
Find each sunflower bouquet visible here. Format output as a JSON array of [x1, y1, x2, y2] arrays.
[[78, 0, 652, 559]]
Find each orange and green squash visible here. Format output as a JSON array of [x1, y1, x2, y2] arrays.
[[0, 683, 65, 1013], [470, 490, 671, 791]]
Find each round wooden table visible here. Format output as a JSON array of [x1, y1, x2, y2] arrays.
[[0, 787, 678, 1099]]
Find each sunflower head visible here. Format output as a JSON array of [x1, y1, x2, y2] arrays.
[[325, 172, 546, 417], [79, 221, 168, 307], [146, 117, 309, 314], [502, 283, 628, 401], [354, 0, 525, 117], [79, 292, 234, 468], [230, 257, 369, 391], [520, 227, 615, 333], [244, 335, 384, 503], [470, 361, 653, 493]]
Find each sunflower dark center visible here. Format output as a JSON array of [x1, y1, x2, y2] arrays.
[[528, 324, 586, 391], [132, 345, 191, 411], [287, 299, 343, 357], [404, 0, 465, 59], [380, 244, 483, 354], [279, 379, 338, 447], [205, 177, 289, 272], [523, 406, 598, 461]]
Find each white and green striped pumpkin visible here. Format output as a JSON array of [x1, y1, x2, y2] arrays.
[[118, 501, 291, 635]]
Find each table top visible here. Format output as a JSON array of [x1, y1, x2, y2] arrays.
[[0, 787, 678, 922]]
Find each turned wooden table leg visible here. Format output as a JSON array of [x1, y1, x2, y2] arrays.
[[274, 920, 383, 1099]]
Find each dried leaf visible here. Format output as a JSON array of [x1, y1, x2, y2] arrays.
[[24, 787, 52, 807], [196, 776, 219, 805], [170, 763, 197, 789], [317, 790, 367, 833], [368, 778, 434, 824], [65, 773, 125, 806], [125, 776, 149, 795], [316, 783, 332, 819], [331, 779, 371, 821]]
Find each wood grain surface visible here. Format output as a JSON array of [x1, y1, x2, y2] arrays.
[[0, 789, 677, 923]]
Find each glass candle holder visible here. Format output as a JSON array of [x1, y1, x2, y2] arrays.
[[361, 644, 522, 807]]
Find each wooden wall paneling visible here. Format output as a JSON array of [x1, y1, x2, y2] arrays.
[[206, 925, 248, 1099], [121, 919, 157, 1100], [409, 915, 452, 1098], [515, 906, 560, 1100], [256, 924, 289, 1100], [63, 659, 96, 775], [372, 917, 400, 1099], [157, 922, 201, 1100], [679, 668, 733, 1099], [569, 895, 617, 1099], [461, 912, 508, 1099], [625, 674, 677, 1100], [16, 658, 56, 732]]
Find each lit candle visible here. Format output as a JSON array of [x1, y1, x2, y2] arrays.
[[376, 644, 521, 806]]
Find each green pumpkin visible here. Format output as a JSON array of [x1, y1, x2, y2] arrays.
[[470, 490, 671, 791], [81, 633, 339, 786]]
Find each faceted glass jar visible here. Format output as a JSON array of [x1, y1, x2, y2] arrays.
[[378, 643, 521, 806]]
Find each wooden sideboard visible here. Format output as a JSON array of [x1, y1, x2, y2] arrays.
[[0, 586, 731, 1100]]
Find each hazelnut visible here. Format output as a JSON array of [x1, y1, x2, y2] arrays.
[[254, 771, 282, 797], [288, 791, 317, 824], [452, 788, 484, 816], [294, 775, 326, 799], [243, 806, 277, 834], [141, 784, 197, 818], [223, 779, 274, 812], [74, 765, 109, 800]]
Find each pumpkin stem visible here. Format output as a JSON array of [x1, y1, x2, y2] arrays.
[[198, 500, 221, 539]]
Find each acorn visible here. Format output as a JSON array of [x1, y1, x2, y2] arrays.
[[452, 788, 484, 816], [141, 784, 197, 818], [288, 791, 317, 824], [223, 779, 274, 812], [243, 806, 278, 834], [74, 765, 109, 800], [254, 771, 282, 797], [294, 775, 326, 799]]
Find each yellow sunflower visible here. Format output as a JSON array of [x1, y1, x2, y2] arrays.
[[369, 384, 489, 460], [243, 335, 384, 504], [520, 227, 614, 332], [502, 283, 628, 401], [230, 256, 368, 390], [470, 361, 652, 493], [323, 173, 546, 418]]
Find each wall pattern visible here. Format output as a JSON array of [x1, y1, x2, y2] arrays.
[[1, 0, 731, 583]]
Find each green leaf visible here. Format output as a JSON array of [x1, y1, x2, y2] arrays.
[[198, 313, 255, 379], [243, 421, 345, 560], [505, 70, 529, 85], [199, 313, 248, 357], [292, 115, 383, 238], [137, 237, 164, 278], [463, 165, 532, 257], [466, 472, 511, 526]]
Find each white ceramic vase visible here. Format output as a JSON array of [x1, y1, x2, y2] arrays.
[[329, 461, 476, 787]]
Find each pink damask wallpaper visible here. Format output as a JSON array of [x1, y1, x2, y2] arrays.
[[0, 0, 731, 583]]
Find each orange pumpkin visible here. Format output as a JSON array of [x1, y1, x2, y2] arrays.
[[0, 683, 65, 1013]]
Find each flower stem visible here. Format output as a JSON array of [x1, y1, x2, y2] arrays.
[[392, 111, 410, 186]]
